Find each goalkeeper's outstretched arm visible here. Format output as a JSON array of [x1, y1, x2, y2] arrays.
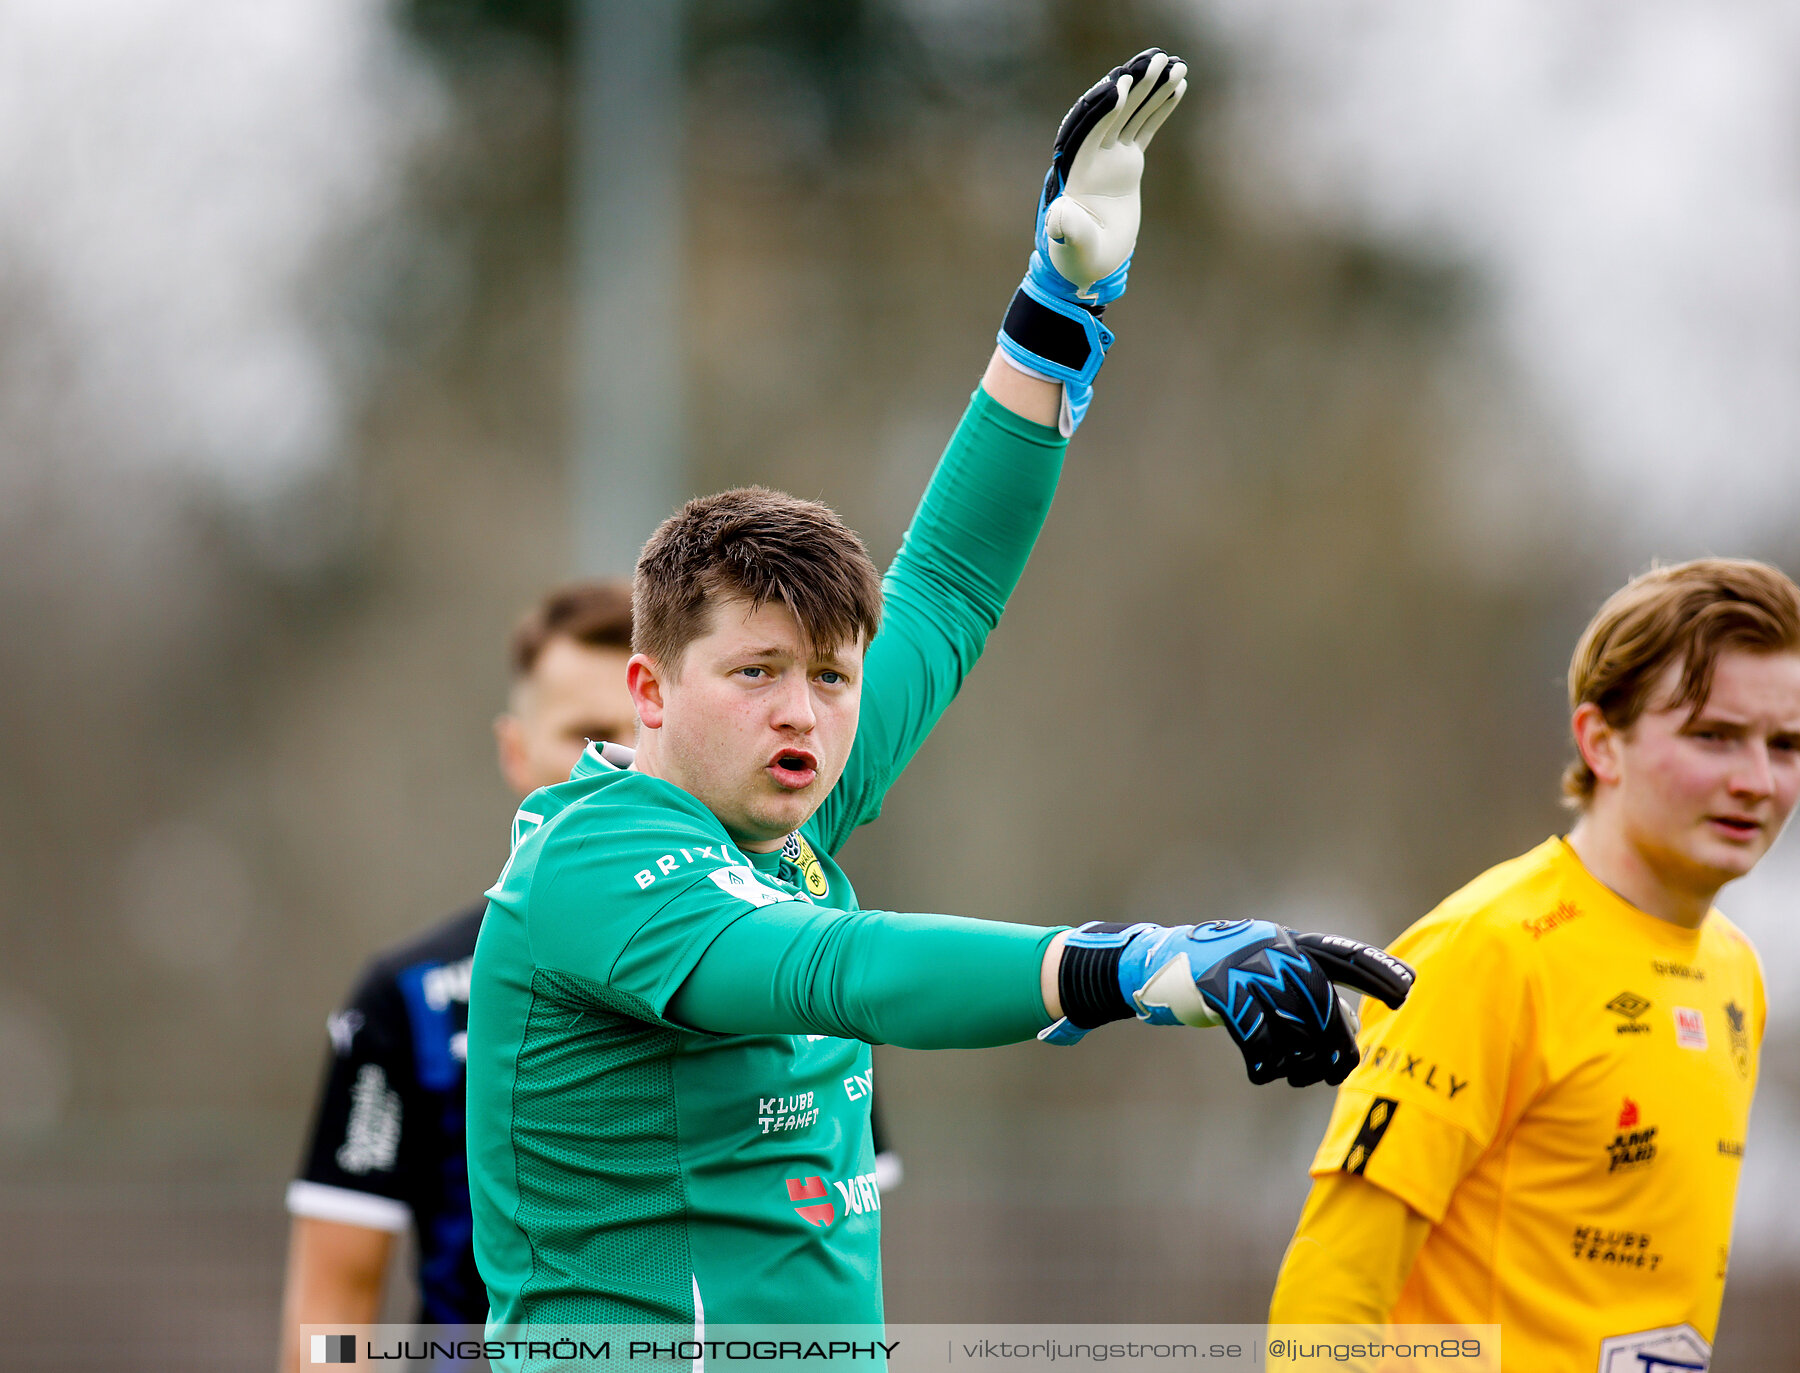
[[670, 905, 1413, 1089], [809, 49, 1188, 847]]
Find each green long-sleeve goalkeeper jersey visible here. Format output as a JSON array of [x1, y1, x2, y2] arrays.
[[466, 388, 1067, 1331]]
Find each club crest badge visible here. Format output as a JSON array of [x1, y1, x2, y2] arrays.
[[781, 832, 830, 897], [1724, 1000, 1751, 1078]]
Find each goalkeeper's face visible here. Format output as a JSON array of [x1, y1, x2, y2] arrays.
[[630, 595, 862, 851]]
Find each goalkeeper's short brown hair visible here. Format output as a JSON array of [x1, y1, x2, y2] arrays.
[[1563, 557, 1800, 807], [633, 487, 883, 676]]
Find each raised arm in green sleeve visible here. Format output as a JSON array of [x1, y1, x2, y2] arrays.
[[667, 902, 1061, 1049], [809, 385, 1068, 853]]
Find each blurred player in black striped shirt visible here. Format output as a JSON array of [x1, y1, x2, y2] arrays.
[[277, 582, 638, 1365]]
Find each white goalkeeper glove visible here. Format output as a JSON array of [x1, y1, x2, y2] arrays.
[[997, 48, 1187, 435]]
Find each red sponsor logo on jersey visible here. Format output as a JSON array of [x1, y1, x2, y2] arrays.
[[1522, 900, 1582, 940], [1674, 1006, 1708, 1050], [1607, 1098, 1657, 1172], [785, 1175, 836, 1227]]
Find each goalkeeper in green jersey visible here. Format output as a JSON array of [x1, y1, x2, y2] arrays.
[[466, 50, 1414, 1331]]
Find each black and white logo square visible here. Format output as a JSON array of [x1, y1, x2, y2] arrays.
[[311, 1333, 356, 1364]]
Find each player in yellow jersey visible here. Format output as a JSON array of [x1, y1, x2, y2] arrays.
[[1270, 558, 1800, 1372]]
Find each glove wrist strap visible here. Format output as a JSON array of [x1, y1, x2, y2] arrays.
[[1057, 929, 1138, 1030], [998, 279, 1111, 387]]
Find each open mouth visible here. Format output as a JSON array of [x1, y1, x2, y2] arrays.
[[1709, 815, 1761, 839], [767, 747, 818, 790]]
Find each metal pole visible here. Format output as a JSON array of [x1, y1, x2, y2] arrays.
[[573, 0, 684, 575]]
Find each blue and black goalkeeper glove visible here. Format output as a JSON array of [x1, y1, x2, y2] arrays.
[[1040, 920, 1415, 1088], [997, 48, 1187, 436]]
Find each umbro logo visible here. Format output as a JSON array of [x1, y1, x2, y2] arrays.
[[1606, 991, 1652, 1034]]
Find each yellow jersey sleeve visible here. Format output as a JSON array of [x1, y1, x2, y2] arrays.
[[1309, 912, 1543, 1223], [1270, 1172, 1432, 1323]]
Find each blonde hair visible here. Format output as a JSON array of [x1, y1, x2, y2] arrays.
[[1563, 557, 1800, 807]]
